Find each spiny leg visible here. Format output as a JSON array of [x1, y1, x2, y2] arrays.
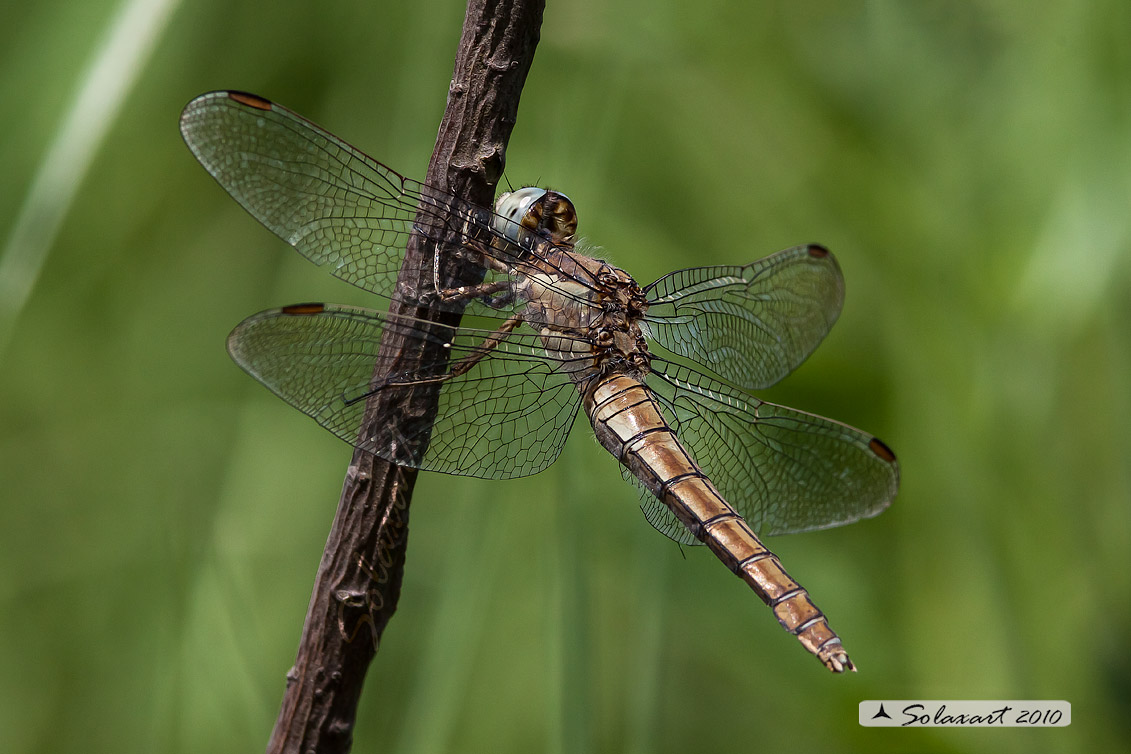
[[431, 237, 515, 305], [345, 314, 526, 405], [446, 314, 524, 379], [438, 279, 514, 306]]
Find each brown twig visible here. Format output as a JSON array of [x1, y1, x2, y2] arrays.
[[265, 2, 544, 752]]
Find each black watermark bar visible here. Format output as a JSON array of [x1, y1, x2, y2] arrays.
[[859, 700, 1070, 727]]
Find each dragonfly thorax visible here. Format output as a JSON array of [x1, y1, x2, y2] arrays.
[[583, 260, 652, 379], [494, 185, 650, 380]]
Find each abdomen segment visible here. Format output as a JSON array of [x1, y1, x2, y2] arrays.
[[584, 373, 855, 672]]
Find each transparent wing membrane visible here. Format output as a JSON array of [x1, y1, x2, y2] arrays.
[[179, 91, 581, 311], [228, 304, 583, 479], [186, 90, 898, 547], [643, 244, 844, 391], [642, 359, 899, 539]]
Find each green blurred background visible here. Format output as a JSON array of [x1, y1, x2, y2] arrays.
[[2, 1, 1128, 752]]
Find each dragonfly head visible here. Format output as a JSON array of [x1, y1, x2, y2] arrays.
[[494, 187, 578, 248]]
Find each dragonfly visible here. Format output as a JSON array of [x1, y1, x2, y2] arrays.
[[180, 90, 899, 672]]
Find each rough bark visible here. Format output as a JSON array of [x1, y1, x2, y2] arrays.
[[265, 2, 545, 751]]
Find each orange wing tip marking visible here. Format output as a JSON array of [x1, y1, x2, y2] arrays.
[[281, 303, 326, 315], [228, 91, 273, 110], [806, 243, 831, 258], [868, 437, 897, 464]]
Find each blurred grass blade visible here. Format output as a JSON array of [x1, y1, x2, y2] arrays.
[[389, 496, 507, 754], [0, 0, 180, 353], [1012, 165, 1130, 336]]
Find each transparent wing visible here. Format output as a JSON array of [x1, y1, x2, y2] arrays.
[[638, 359, 899, 543], [179, 90, 548, 307], [642, 244, 844, 391], [227, 303, 584, 479]]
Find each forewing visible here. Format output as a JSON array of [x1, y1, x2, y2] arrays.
[[642, 244, 844, 391], [639, 359, 898, 540], [180, 91, 526, 302], [227, 304, 583, 479]]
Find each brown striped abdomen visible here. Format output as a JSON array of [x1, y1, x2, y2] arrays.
[[584, 373, 855, 672]]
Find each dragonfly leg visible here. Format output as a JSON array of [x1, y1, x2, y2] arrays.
[[446, 314, 523, 378], [483, 288, 517, 310], [340, 315, 526, 417], [431, 237, 513, 302], [360, 314, 525, 396], [429, 237, 515, 306], [437, 279, 514, 305]]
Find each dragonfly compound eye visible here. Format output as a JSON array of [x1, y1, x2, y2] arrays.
[[493, 187, 577, 248], [493, 187, 547, 246], [540, 191, 578, 245]]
